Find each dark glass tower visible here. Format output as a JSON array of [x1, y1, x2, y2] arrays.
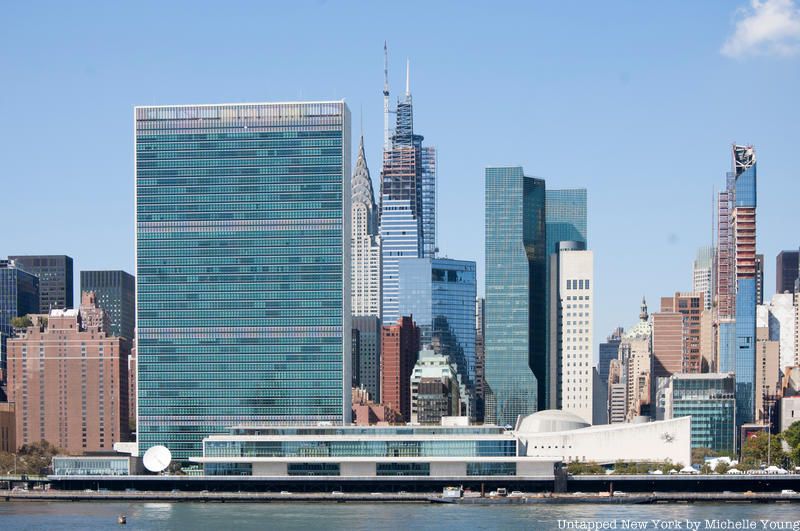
[[776, 250, 799, 294], [135, 102, 351, 459], [484, 167, 546, 426], [80, 270, 135, 340], [8, 255, 73, 310], [0, 260, 39, 376]]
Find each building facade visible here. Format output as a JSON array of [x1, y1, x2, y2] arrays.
[[6, 293, 130, 454], [410, 349, 463, 424], [380, 316, 420, 422], [732, 144, 758, 427], [757, 293, 797, 369], [8, 255, 73, 311], [693, 246, 715, 311], [80, 270, 135, 341], [351, 136, 382, 318], [352, 315, 382, 402], [0, 260, 39, 377], [484, 167, 546, 426], [666, 373, 735, 454], [398, 257, 477, 398], [755, 327, 780, 425], [548, 242, 593, 423], [598, 327, 623, 384], [661, 292, 703, 373], [777, 250, 800, 295], [135, 102, 352, 459]]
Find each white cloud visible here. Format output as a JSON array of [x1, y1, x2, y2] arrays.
[[721, 0, 800, 57]]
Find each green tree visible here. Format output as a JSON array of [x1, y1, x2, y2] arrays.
[[782, 421, 800, 449], [15, 440, 63, 476], [714, 461, 731, 474], [10, 315, 32, 329], [566, 461, 605, 475], [740, 432, 785, 469]]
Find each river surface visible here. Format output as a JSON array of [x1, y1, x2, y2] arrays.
[[2, 501, 800, 530]]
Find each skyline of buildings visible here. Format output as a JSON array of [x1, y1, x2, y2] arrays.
[[0, 47, 797, 471]]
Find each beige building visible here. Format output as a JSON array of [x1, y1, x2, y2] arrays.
[[699, 308, 716, 372], [620, 299, 652, 421], [660, 292, 703, 373], [756, 326, 780, 424], [7, 293, 130, 454]]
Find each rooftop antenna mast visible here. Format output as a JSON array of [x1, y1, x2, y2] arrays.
[[383, 41, 390, 150]]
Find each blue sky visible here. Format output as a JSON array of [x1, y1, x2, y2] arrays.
[[1, 1, 799, 354]]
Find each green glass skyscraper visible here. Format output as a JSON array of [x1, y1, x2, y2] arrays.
[[484, 167, 546, 426], [135, 102, 351, 459]]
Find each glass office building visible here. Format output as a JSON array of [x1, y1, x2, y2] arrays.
[[80, 270, 135, 340], [135, 102, 351, 459], [0, 260, 39, 374], [669, 373, 736, 454], [380, 198, 420, 324], [732, 145, 757, 427], [484, 167, 546, 426], [8, 255, 73, 311], [398, 258, 477, 391], [544, 188, 587, 410]]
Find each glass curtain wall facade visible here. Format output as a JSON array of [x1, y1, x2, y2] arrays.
[[421, 146, 437, 258], [544, 189, 587, 410], [398, 258, 477, 392], [80, 270, 135, 340], [0, 261, 39, 375], [733, 145, 757, 427], [380, 198, 420, 324], [135, 102, 351, 459], [669, 374, 736, 454], [8, 255, 74, 311], [485, 167, 546, 426]]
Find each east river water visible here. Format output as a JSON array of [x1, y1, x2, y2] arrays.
[[2, 501, 800, 530]]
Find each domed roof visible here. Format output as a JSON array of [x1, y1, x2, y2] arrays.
[[516, 409, 591, 434]]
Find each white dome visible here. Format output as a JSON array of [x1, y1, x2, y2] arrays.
[[516, 409, 591, 433]]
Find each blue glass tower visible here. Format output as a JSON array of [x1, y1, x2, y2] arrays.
[[0, 260, 39, 375], [732, 144, 757, 427], [380, 198, 420, 324], [80, 270, 135, 340], [544, 188, 587, 409], [484, 167, 546, 426], [398, 257, 477, 393], [135, 102, 351, 459]]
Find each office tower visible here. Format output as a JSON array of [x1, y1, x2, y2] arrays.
[[380, 59, 436, 323], [693, 246, 715, 310], [651, 311, 684, 420], [380, 198, 419, 323], [598, 327, 623, 384], [398, 258, 476, 400], [380, 316, 420, 422], [421, 146, 437, 258], [661, 292, 703, 373], [351, 136, 382, 318], [135, 102, 351, 458], [548, 241, 593, 423], [352, 316, 382, 402], [410, 349, 463, 424], [0, 260, 39, 377], [591, 368, 608, 425], [732, 144, 758, 427], [129, 346, 136, 432], [6, 293, 130, 453], [620, 298, 652, 420], [699, 308, 716, 372], [755, 254, 764, 306], [607, 359, 627, 424], [475, 297, 486, 420], [777, 250, 800, 294], [755, 327, 780, 424], [8, 255, 73, 311], [545, 189, 588, 253], [666, 373, 735, 454], [757, 293, 797, 368], [484, 167, 546, 425], [545, 189, 588, 409], [351, 328, 361, 388], [80, 270, 135, 341], [651, 312, 684, 378]]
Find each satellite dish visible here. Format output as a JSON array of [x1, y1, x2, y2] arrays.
[[143, 445, 172, 473]]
